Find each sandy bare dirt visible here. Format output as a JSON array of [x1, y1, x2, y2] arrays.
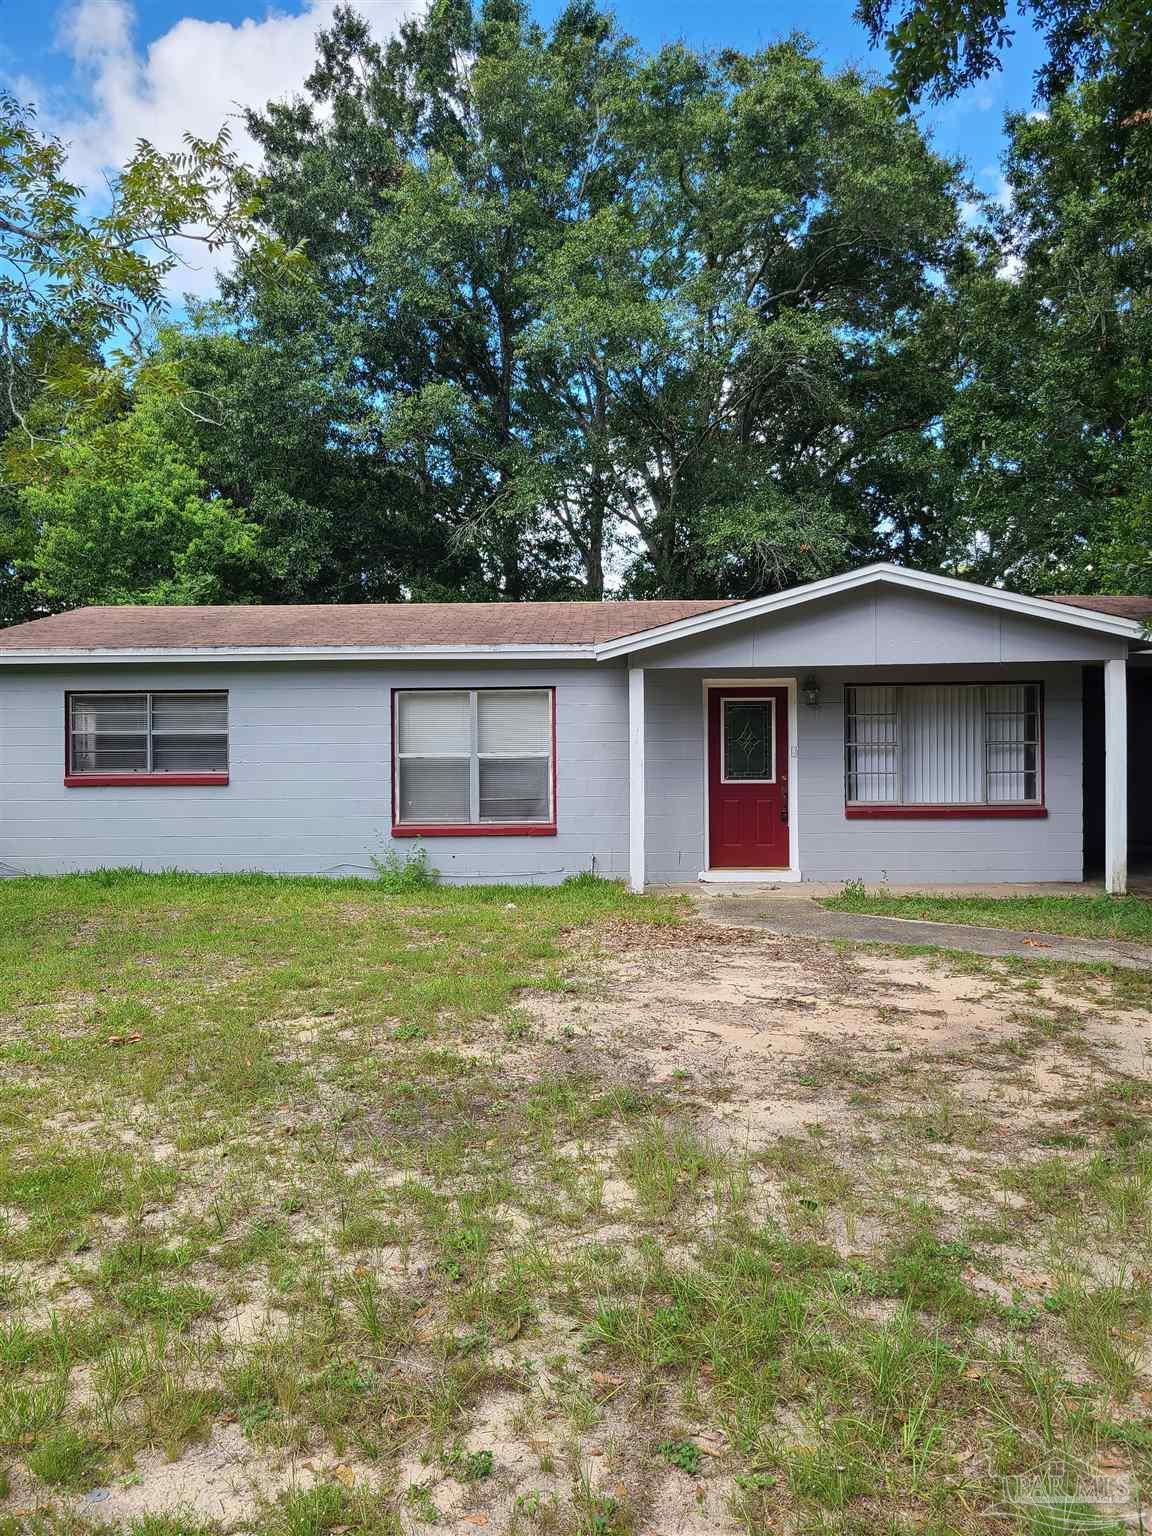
[[37, 922, 1152, 1534], [521, 923, 1152, 1151]]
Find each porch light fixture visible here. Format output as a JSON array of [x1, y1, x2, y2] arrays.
[[802, 675, 822, 708]]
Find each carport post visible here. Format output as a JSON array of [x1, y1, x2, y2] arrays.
[[1104, 657, 1128, 896], [628, 664, 646, 893]]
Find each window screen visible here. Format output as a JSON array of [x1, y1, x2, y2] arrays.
[[395, 689, 553, 825], [845, 684, 1040, 805], [69, 693, 228, 774]]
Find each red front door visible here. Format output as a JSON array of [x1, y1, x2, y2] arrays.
[[708, 688, 789, 868]]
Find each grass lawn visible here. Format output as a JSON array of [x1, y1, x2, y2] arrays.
[[821, 886, 1152, 942], [1, 871, 1151, 1535]]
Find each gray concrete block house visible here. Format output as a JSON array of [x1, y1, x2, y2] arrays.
[[0, 564, 1148, 892]]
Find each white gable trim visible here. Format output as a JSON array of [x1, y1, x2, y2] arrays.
[[594, 564, 1145, 659]]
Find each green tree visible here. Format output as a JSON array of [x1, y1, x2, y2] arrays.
[[0, 92, 258, 379], [532, 39, 964, 594], [929, 85, 1152, 593], [225, 1, 965, 599], [11, 360, 267, 607], [855, 0, 1151, 597], [150, 309, 496, 605], [0, 323, 124, 621], [0, 90, 290, 619], [855, 0, 1151, 125], [229, 0, 619, 599]]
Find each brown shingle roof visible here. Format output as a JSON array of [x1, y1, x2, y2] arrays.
[[0, 600, 737, 651], [0, 584, 1144, 654], [1045, 594, 1152, 621]]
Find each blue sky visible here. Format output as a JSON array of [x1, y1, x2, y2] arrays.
[[3, 0, 1046, 243]]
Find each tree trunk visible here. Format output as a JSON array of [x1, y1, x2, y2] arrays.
[[493, 289, 523, 599], [584, 382, 608, 597]]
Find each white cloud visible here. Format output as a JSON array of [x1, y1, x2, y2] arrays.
[[958, 198, 983, 227], [975, 164, 1024, 280], [977, 162, 1013, 210], [50, 0, 413, 184], [9, 0, 415, 299]]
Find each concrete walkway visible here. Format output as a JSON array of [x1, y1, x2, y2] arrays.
[[692, 891, 1152, 970]]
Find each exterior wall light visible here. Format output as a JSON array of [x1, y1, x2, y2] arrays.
[[802, 674, 822, 708]]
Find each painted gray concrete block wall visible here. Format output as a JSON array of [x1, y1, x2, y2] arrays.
[[0, 641, 1091, 884], [643, 664, 1085, 884], [799, 667, 1083, 882], [0, 662, 630, 882], [645, 670, 708, 883]]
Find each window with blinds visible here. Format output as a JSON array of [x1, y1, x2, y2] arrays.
[[845, 684, 1041, 806], [394, 689, 553, 825], [68, 692, 228, 774]]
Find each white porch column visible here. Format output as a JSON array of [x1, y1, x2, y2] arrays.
[[628, 664, 646, 893], [1104, 657, 1128, 895]]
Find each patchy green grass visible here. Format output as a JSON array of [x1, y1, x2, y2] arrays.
[[0, 871, 1150, 1534], [822, 885, 1152, 942]]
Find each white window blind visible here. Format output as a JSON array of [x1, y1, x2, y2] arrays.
[[69, 692, 228, 774], [395, 689, 553, 825], [398, 691, 471, 755], [478, 690, 551, 755], [900, 685, 985, 804], [845, 684, 1040, 805]]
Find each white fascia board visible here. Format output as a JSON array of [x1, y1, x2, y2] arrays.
[[878, 568, 1146, 636], [593, 564, 1145, 659], [0, 643, 599, 666]]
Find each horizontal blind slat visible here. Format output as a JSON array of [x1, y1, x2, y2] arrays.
[[479, 758, 550, 821], [151, 694, 227, 731], [398, 692, 471, 754], [397, 759, 470, 822], [477, 691, 550, 754]]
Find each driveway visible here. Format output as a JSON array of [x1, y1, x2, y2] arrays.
[[691, 889, 1152, 970]]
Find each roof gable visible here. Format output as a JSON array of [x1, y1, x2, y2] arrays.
[[596, 565, 1147, 657]]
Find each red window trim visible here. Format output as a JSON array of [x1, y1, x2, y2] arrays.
[[391, 685, 558, 838], [65, 772, 229, 788], [846, 804, 1047, 820], [64, 690, 230, 786], [844, 678, 1045, 820], [392, 822, 557, 837]]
